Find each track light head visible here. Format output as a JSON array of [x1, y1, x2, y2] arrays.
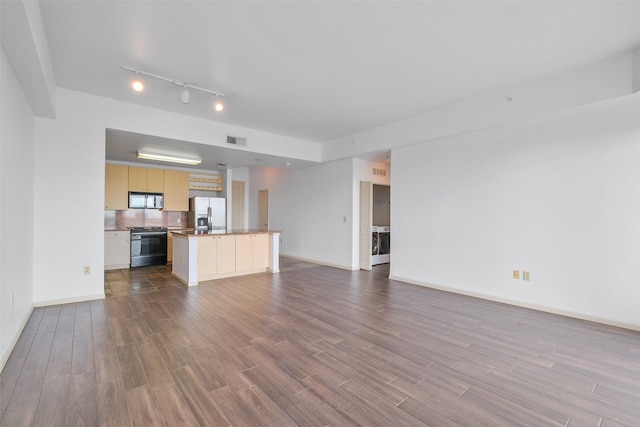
[[131, 74, 144, 92], [180, 87, 190, 104], [214, 95, 224, 112]]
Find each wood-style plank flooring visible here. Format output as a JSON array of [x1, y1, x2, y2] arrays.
[[1, 259, 640, 426]]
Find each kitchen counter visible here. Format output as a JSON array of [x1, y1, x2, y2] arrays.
[[171, 230, 280, 286], [171, 229, 277, 237]]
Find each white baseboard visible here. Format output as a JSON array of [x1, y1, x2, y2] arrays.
[[33, 293, 105, 307], [390, 275, 640, 332], [1, 304, 34, 372], [105, 263, 129, 270], [280, 254, 358, 271]]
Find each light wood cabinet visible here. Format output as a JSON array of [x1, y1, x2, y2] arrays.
[[105, 164, 129, 210], [129, 167, 164, 192], [106, 165, 189, 211], [235, 235, 253, 272], [197, 236, 217, 277], [163, 170, 189, 211], [236, 233, 269, 271], [167, 232, 173, 263], [197, 235, 237, 277], [105, 231, 130, 269], [217, 235, 236, 274], [189, 173, 223, 191], [252, 233, 269, 269], [172, 231, 278, 285]]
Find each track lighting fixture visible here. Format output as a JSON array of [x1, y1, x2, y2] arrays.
[[122, 66, 225, 111]]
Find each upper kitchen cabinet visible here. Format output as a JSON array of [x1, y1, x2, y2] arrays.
[[105, 164, 129, 210], [129, 167, 164, 192], [163, 170, 189, 211]]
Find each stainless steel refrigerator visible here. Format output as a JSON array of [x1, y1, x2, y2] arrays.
[[188, 197, 226, 231]]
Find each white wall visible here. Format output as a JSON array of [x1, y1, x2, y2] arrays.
[[390, 93, 640, 329], [250, 159, 355, 269], [1, 48, 35, 368]]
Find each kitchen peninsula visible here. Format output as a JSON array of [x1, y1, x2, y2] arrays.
[[171, 230, 280, 286]]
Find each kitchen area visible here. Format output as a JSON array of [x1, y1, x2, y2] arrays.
[[104, 162, 280, 285]]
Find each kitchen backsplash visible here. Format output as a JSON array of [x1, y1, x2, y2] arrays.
[[105, 210, 188, 229]]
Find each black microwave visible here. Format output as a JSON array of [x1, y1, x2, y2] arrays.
[[128, 192, 164, 209]]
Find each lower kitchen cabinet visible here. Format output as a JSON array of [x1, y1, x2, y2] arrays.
[[197, 234, 236, 277], [171, 231, 279, 286], [105, 231, 130, 270], [217, 235, 236, 274], [252, 233, 269, 269], [236, 233, 269, 271], [197, 235, 218, 277]]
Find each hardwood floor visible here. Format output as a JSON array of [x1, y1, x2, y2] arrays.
[[2, 260, 639, 426]]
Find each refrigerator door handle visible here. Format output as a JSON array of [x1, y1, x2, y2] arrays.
[[207, 206, 212, 230]]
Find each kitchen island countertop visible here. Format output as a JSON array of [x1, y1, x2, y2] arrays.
[[171, 229, 278, 237]]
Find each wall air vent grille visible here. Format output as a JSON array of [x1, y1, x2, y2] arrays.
[[373, 168, 387, 177], [227, 136, 247, 146]]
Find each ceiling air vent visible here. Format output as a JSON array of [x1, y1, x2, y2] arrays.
[[227, 135, 247, 146]]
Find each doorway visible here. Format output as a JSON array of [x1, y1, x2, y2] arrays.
[[232, 181, 245, 230], [258, 189, 269, 230], [360, 182, 391, 270]]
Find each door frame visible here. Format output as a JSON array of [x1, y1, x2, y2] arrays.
[[359, 181, 373, 270]]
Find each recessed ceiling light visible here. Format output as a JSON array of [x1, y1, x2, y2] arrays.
[[284, 162, 291, 167]]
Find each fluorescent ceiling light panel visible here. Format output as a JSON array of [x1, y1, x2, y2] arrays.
[[137, 150, 201, 165]]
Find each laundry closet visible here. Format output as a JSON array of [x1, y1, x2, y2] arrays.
[[372, 184, 390, 265]]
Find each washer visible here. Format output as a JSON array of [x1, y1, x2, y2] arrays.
[[372, 225, 390, 265]]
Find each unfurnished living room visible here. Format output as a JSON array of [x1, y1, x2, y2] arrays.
[[1, 1, 640, 426]]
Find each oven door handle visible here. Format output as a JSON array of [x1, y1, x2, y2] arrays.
[[132, 232, 167, 237]]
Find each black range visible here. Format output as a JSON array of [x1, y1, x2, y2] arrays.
[[130, 227, 168, 268]]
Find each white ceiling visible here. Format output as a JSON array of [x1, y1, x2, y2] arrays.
[[27, 1, 640, 167]]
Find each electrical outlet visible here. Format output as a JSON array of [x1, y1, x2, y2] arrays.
[[177, 217, 181, 224], [523, 271, 531, 281], [343, 216, 347, 223], [513, 270, 520, 279], [83, 265, 91, 275]]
